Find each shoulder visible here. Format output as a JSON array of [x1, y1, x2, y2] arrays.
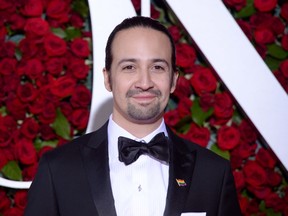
[[42, 122, 108, 163], [167, 126, 230, 167]]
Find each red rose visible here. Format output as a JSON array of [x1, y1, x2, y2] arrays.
[[223, 0, 247, 11], [0, 189, 11, 211], [0, 58, 17, 76], [184, 123, 210, 147], [266, 170, 282, 187], [46, 0, 70, 27], [24, 18, 50, 38], [231, 141, 257, 161], [238, 196, 249, 214], [45, 57, 64, 77], [282, 34, 288, 51], [265, 192, 286, 212], [70, 12, 84, 28], [233, 170, 245, 192], [280, 2, 288, 22], [16, 139, 38, 165], [254, 28, 275, 44], [18, 38, 39, 60], [38, 103, 57, 124], [70, 108, 89, 130], [237, 20, 253, 41], [131, 0, 141, 12], [199, 93, 215, 111], [70, 38, 90, 58], [0, 126, 12, 147], [172, 76, 192, 99], [6, 95, 27, 120], [213, 92, 234, 120], [20, 0, 44, 17], [176, 43, 196, 69], [270, 17, 285, 36], [17, 82, 38, 103], [280, 59, 288, 78], [151, 4, 160, 19], [68, 59, 90, 79], [239, 120, 257, 143], [164, 110, 180, 127], [190, 67, 217, 95], [51, 76, 76, 98], [22, 163, 38, 180], [177, 97, 193, 118], [254, 0, 277, 12], [60, 101, 73, 118], [168, 25, 181, 42], [217, 125, 240, 150], [0, 149, 9, 169], [243, 161, 267, 188], [70, 85, 91, 108], [3, 206, 24, 216], [0, 41, 16, 58], [8, 13, 26, 31], [255, 148, 277, 169], [39, 124, 57, 140], [22, 58, 44, 79], [20, 118, 39, 139], [255, 43, 267, 59], [250, 12, 272, 29], [44, 34, 66, 56], [14, 190, 28, 210], [273, 70, 288, 93]]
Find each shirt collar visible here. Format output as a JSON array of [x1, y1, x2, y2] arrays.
[[107, 115, 168, 161]]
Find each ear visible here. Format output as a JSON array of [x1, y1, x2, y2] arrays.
[[103, 68, 112, 92], [170, 71, 179, 93]]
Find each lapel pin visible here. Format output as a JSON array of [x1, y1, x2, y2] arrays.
[[176, 178, 187, 187]]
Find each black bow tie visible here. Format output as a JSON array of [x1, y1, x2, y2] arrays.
[[118, 132, 170, 165]]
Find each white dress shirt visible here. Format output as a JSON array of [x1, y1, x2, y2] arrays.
[[108, 115, 169, 216]]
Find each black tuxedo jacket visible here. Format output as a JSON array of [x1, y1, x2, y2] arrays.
[[24, 122, 242, 216]]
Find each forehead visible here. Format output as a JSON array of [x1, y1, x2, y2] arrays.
[[111, 27, 172, 61]]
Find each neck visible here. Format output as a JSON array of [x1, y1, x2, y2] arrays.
[[111, 114, 163, 138]]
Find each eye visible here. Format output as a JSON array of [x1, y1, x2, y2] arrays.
[[122, 65, 135, 71], [152, 64, 167, 72]]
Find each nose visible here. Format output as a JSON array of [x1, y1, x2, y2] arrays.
[[135, 70, 154, 90]]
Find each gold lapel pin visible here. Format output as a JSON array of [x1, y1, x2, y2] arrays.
[[176, 178, 187, 186]]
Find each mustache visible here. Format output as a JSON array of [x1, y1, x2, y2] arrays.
[[126, 89, 161, 98]]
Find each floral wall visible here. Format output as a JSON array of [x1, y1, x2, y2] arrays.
[[0, 0, 288, 215]]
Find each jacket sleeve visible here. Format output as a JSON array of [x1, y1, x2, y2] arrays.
[[24, 154, 60, 216], [217, 162, 242, 216]]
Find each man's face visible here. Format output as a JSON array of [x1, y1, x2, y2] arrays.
[[103, 27, 178, 126]]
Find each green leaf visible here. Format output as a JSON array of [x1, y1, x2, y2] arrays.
[[0, 106, 6, 115], [210, 144, 230, 160], [51, 108, 72, 140], [265, 56, 282, 71], [51, 28, 67, 39], [267, 44, 288, 60], [72, 0, 89, 18], [235, 1, 256, 19], [1, 161, 22, 181], [34, 138, 58, 151], [65, 27, 82, 41], [191, 98, 213, 126]]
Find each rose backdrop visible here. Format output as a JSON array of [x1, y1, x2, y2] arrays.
[[0, 0, 288, 215]]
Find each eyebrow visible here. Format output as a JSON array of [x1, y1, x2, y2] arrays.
[[117, 58, 170, 66]]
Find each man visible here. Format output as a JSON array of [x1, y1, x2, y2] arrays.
[[24, 16, 242, 216]]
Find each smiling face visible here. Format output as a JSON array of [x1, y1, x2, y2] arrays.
[[103, 27, 178, 130]]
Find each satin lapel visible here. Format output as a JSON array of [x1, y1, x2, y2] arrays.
[[164, 128, 197, 216], [81, 123, 117, 216]]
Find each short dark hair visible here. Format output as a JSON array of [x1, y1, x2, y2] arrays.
[[105, 16, 176, 72]]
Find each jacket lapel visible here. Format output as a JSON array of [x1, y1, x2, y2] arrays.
[[81, 122, 117, 216], [164, 128, 197, 216]]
